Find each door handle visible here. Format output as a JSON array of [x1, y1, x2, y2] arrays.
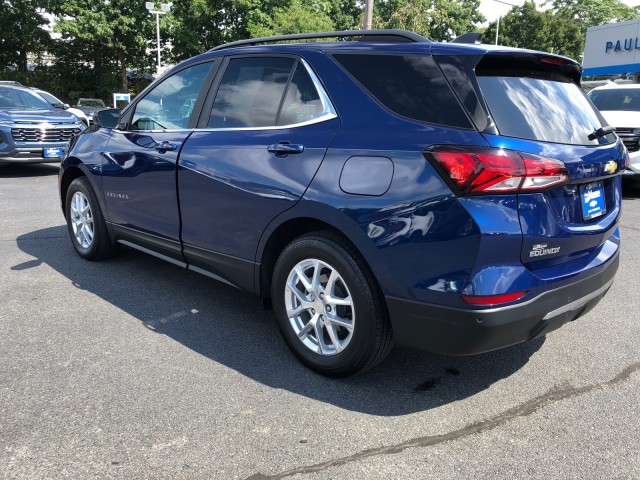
[[268, 142, 304, 157], [154, 141, 178, 153]]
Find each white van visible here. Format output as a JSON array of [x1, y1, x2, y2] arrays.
[[589, 83, 640, 181]]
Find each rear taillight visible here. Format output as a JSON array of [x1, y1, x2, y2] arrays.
[[426, 146, 569, 195], [461, 290, 527, 306]]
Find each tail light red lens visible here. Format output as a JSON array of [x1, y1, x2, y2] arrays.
[[426, 146, 569, 195], [461, 290, 527, 306], [540, 55, 568, 66]]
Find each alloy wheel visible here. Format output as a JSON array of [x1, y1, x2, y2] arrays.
[[284, 258, 355, 355], [70, 191, 94, 249]]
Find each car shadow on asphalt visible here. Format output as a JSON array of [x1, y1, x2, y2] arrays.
[[0, 164, 59, 178], [17, 226, 544, 416], [622, 180, 640, 199]]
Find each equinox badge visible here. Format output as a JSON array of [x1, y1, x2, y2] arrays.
[[530, 243, 561, 257]]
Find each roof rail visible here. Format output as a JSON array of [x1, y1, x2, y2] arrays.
[[209, 29, 430, 52]]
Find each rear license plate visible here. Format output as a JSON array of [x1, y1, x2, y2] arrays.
[[43, 147, 63, 158], [580, 181, 606, 220]]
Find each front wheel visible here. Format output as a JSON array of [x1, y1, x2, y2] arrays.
[[65, 176, 116, 260], [272, 232, 393, 377]]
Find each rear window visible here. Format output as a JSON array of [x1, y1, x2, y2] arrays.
[[477, 75, 611, 146], [333, 53, 472, 129], [589, 88, 640, 112]]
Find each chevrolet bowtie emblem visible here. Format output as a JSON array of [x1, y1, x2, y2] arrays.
[[604, 160, 617, 174]]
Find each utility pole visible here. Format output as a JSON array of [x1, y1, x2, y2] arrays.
[[492, 0, 517, 45], [145, 2, 171, 76], [363, 0, 373, 30]]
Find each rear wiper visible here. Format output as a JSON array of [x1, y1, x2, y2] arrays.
[[588, 125, 616, 140]]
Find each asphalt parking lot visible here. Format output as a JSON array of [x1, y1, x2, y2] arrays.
[[1, 164, 639, 479]]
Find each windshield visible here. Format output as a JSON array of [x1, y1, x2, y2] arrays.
[[78, 99, 105, 107], [0, 87, 54, 110], [477, 76, 612, 146], [589, 88, 640, 112], [36, 90, 63, 107]]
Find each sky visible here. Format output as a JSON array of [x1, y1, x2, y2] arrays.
[[479, 0, 640, 23]]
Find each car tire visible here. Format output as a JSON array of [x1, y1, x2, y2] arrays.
[[272, 232, 393, 377], [65, 176, 116, 260]]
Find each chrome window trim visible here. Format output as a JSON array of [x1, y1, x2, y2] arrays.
[[114, 128, 195, 134], [120, 58, 338, 134], [200, 58, 337, 132]]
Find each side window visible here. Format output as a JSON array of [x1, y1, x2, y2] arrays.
[[131, 61, 213, 131], [333, 54, 472, 129], [277, 63, 324, 126], [208, 57, 295, 128]]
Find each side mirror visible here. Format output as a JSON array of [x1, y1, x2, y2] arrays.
[[63, 103, 70, 110], [95, 108, 121, 129]]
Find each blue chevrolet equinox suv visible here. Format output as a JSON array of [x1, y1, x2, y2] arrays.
[[59, 30, 624, 376]]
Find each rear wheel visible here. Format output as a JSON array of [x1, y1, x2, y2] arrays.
[[65, 177, 116, 260], [272, 232, 393, 377]]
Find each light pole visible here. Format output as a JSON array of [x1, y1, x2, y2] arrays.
[[145, 2, 171, 75], [363, 0, 373, 30], [492, 0, 517, 45]]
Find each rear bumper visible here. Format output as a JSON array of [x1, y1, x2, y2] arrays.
[[386, 252, 619, 355]]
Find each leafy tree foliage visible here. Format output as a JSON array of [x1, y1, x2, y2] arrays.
[[169, 0, 248, 61], [168, 0, 360, 62], [0, 0, 50, 72], [549, 0, 638, 34], [244, 0, 336, 38], [48, 0, 155, 94], [484, 0, 639, 61], [375, 0, 485, 41], [484, 1, 583, 60]]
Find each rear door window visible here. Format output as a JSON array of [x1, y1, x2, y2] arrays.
[[333, 53, 473, 129], [277, 63, 324, 126], [477, 75, 611, 146], [208, 57, 295, 128]]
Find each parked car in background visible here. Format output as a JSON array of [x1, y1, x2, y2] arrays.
[[75, 98, 107, 124], [589, 83, 640, 182], [31, 88, 89, 126], [0, 84, 85, 165], [60, 30, 623, 376]]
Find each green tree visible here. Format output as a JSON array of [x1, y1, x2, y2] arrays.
[[484, 1, 583, 60], [245, 0, 335, 38], [169, 0, 248, 61], [168, 0, 359, 59], [328, 0, 361, 30], [550, 0, 638, 34], [49, 0, 156, 95], [375, 0, 485, 41], [0, 0, 50, 73]]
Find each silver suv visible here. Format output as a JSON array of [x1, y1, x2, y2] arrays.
[[589, 83, 640, 181]]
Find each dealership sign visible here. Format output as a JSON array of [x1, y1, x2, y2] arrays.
[[583, 19, 640, 76], [604, 38, 640, 53]]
